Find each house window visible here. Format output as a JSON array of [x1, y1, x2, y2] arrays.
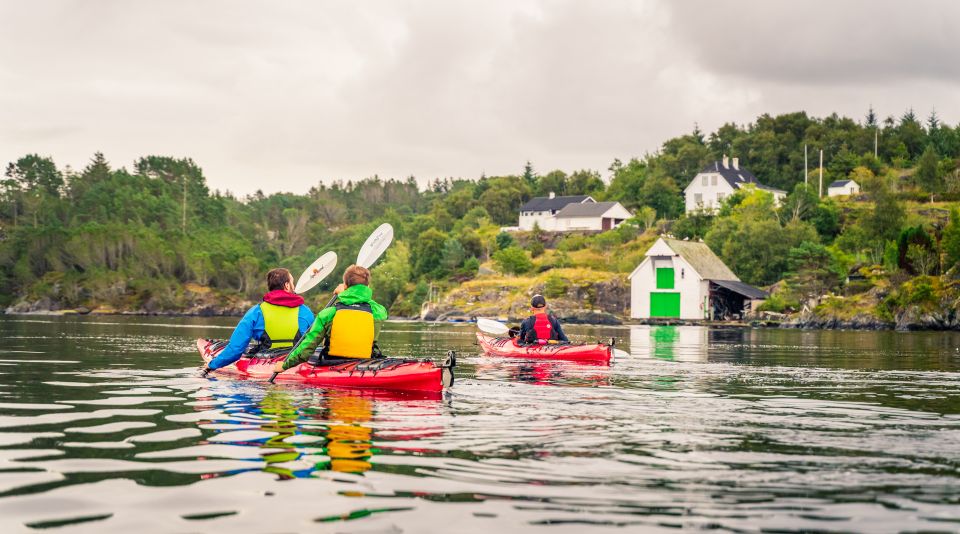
[[711, 175, 717, 186], [656, 267, 675, 289], [717, 192, 725, 202], [694, 193, 702, 205], [701, 175, 708, 186]]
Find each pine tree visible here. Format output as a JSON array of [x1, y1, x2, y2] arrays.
[[915, 145, 941, 193], [522, 161, 536, 188], [927, 109, 940, 132], [865, 106, 877, 127]]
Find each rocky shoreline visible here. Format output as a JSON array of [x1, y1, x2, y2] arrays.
[[6, 299, 960, 331]]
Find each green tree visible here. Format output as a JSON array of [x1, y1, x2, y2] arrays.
[[492, 246, 533, 275], [915, 145, 942, 193], [785, 242, 839, 303], [372, 241, 412, 309], [413, 228, 447, 276], [495, 231, 514, 250], [942, 208, 960, 270], [639, 174, 683, 219], [440, 238, 466, 273]]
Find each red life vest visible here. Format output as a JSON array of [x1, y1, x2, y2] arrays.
[[533, 313, 552, 341]]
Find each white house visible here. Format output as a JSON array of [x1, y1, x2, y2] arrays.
[[628, 237, 767, 320], [553, 201, 633, 231], [684, 156, 786, 214], [828, 179, 860, 197], [518, 193, 594, 231]]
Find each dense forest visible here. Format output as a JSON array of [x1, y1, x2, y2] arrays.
[[2, 108, 960, 323]]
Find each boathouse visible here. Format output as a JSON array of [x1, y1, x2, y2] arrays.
[[628, 237, 768, 320]]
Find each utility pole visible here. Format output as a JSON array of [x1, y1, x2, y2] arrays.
[[874, 128, 878, 158], [804, 144, 808, 185], [182, 176, 187, 235], [818, 149, 824, 198]]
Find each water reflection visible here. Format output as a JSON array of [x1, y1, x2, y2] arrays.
[[2, 316, 960, 532], [629, 325, 708, 362]]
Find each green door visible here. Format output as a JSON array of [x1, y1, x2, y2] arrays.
[[650, 292, 680, 318]]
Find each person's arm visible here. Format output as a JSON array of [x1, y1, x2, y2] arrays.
[[297, 304, 315, 336], [369, 299, 388, 341], [550, 315, 569, 342], [208, 307, 261, 370], [281, 307, 335, 370], [517, 317, 533, 343]]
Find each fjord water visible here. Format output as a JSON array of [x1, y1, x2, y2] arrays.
[[1, 316, 958, 532]]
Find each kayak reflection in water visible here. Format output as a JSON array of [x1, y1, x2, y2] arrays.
[[516, 294, 569, 346], [255, 390, 375, 478]]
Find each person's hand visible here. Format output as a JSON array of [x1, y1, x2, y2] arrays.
[[333, 283, 346, 295], [272, 361, 286, 374], [197, 365, 212, 378]]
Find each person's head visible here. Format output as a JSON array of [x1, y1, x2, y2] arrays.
[[266, 268, 294, 292], [530, 294, 547, 312], [343, 264, 371, 288]]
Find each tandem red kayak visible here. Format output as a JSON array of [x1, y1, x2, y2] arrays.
[[197, 339, 454, 392], [476, 333, 613, 363]]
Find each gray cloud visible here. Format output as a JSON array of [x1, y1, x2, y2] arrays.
[[0, 1, 955, 195]]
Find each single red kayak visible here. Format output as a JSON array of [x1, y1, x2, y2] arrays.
[[197, 339, 453, 392], [476, 333, 612, 362]]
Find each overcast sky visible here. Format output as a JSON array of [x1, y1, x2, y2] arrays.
[[1, 1, 957, 196]]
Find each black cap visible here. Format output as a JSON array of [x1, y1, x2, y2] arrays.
[[530, 294, 546, 308]]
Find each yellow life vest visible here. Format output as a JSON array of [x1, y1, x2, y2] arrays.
[[259, 302, 300, 348], [326, 302, 375, 358]]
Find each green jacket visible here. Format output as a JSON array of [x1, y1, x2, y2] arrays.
[[281, 284, 387, 370]]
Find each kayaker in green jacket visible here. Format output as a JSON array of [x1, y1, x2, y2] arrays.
[[273, 265, 388, 373]]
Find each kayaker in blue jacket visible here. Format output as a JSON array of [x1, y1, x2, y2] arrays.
[[517, 294, 569, 345], [203, 268, 314, 373]]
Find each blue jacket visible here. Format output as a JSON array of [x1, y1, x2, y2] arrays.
[[208, 303, 315, 370]]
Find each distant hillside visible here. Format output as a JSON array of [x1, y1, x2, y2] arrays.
[[1, 108, 959, 328]]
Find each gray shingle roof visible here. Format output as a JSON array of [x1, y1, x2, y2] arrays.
[[554, 201, 621, 218], [829, 180, 852, 187], [519, 195, 591, 212], [663, 237, 739, 281]]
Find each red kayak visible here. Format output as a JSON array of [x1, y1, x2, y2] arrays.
[[476, 333, 613, 362], [197, 339, 454, 392]]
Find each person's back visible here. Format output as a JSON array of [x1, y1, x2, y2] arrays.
[[276, 265, 388, 372], [204, 268, 315, 373], [518, 294, 569, 345]]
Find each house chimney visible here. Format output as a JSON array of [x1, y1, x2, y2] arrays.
[[722, 155, 729, 169], [548, 191, 555, 199], [732, 157, 739, 170]]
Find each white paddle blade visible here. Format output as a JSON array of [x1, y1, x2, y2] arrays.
[[477, 318, 510, 335], [356, 223, 394, 268], [612, 348, 630, 360], [295, 251, 338, 294]]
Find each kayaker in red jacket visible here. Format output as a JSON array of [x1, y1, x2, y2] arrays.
[[517, 294, 569, 345]]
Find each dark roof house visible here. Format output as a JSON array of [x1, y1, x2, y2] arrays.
[[554, 201, 620, 218], [519, 194, 593, 213], [698, 158, 786, 194]]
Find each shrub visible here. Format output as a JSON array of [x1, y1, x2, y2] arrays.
[[492, 246, 533, 275], [543, 274, 567, 298]]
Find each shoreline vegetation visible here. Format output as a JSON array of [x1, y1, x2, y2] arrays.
[[3, 109, 960, 331]]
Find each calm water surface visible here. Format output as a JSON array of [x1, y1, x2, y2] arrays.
[[0, 316, 959, 533]]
